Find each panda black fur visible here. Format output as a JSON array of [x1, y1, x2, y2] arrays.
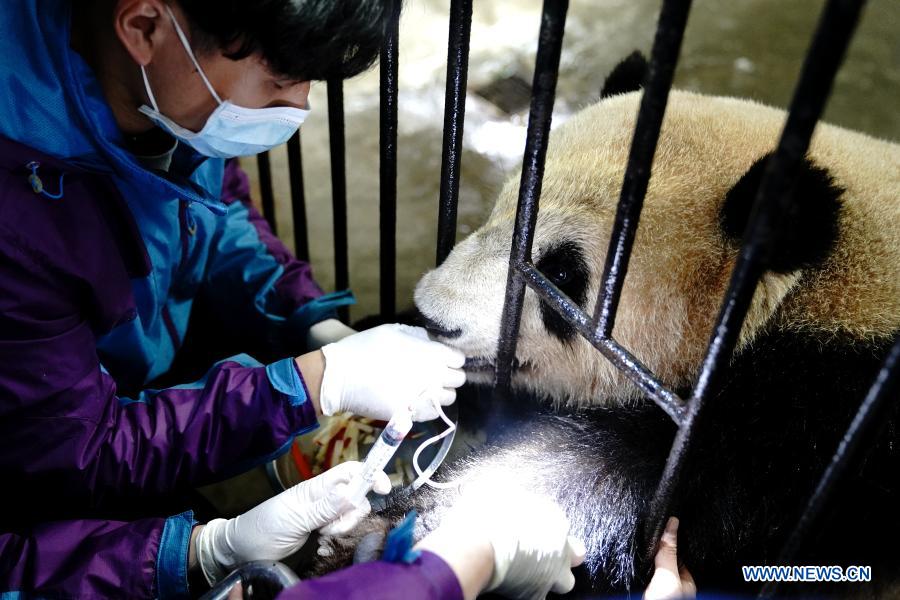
[[312, 54, 900, 596]]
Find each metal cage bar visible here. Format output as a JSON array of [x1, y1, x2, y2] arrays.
[[494, 0, 692, 419], [256, 151, 277, 235], [327, 79, 350, 322], [435, 0, 474, 267], [379, 2, 402, 318], [286, 132, 310, 262], [592, 0, 693, 340], [520, 264, 685, 422], [493, 0, 569, 396], [643, 0, 868, 566]]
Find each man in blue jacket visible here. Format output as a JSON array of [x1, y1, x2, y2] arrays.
[[0, 0, 478, 596]]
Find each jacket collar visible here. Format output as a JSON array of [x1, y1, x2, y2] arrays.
[[0, 1, 225, 214]]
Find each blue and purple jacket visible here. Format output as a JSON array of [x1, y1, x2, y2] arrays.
[[0, 1, 355, 597], [275, 552, 463, 600]]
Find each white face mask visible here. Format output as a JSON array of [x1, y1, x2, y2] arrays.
[[138, 5, 310, 159]]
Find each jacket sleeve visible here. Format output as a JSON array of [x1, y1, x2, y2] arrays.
[[275, 552, 464, 600], [0, 511, 196, 599], [0, 228, 318, 504], [208, 159, 354, 354]]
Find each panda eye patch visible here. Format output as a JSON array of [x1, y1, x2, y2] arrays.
[[536, 241, 590, 342]]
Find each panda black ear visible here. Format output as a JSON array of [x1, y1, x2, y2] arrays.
[[720, 153, 844, 273], [600, 51, 649, 98]]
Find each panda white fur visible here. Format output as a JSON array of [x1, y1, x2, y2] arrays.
[[313, 54, 900, 595]]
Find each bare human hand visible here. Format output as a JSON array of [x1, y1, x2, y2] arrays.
[[644, 517, 697, 600]]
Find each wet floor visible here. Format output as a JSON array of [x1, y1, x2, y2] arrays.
[[242, 0, 899, 323]]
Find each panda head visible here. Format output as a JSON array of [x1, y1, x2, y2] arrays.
[[415, 53, 861, 407]]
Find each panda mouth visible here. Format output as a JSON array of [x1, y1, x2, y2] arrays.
[[416, 315, 524, 373], [419, 315, 462, 340]]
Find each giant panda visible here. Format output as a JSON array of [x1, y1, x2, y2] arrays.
[[312, 54, 900, 596]]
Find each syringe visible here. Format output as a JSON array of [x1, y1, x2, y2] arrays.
[[347, 408, 414, 506]]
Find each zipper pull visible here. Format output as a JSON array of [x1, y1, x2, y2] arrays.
[[185, 201, 197, 235], [26, 161, 65, 199]]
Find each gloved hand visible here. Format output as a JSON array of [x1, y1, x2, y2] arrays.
[[195, 461, 391, 584], [442, 479, 586, 600], [306, 318, 357, 350], [320, 324, 466, 422]]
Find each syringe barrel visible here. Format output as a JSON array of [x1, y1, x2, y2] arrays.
[[347, 411, 413, 505]]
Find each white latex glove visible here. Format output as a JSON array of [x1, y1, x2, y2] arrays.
[[319, 323, 466, 422], [443, 479, 586, 600], [306, 318, 357, 350], [195, 461, 390, 584]]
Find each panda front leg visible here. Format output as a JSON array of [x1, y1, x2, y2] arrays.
[[306, 482, 459, 577], [305, 407, 676, 595]]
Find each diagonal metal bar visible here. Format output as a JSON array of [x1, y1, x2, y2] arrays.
[[592, 0, 693, 340], [493, 0, 569, 398], [436, 0, 474, 267], [256, 151, 278, 235], [286, 132, 310, 262], [327, 79, 350, 322], [643, 0, 868, 566], [520, 263, 686, 422], [759, 334, 900, 598]]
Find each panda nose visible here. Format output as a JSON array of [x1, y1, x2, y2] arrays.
[[417, 313, 463, 340]]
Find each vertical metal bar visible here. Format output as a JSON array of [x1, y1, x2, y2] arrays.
[[425, 0, 472, 478], [286, 132, 310, 263], [592, 0, 692, 339], [327, 79, 350, 322], [643, 0, 868, 562], [379, 1, 401, 318], [436, 0, 474, 267], [493, 0, 569, 396], [759, 335, 900, 599], [256, 151, 277, 235]]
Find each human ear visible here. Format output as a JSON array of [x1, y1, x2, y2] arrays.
[[112, 0, 169, 67]]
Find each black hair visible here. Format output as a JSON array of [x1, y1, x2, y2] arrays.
[[175, 0, 400, 81]]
